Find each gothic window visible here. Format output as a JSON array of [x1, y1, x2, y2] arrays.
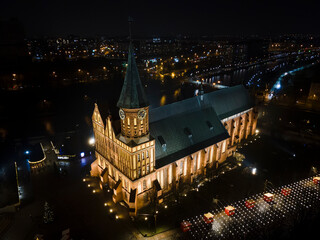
[[142, 152, 145, 160], [146, 150, 149, 158], [133, 157, 136, 169], [137, 154, 140, 162], [147, 164, 150, 173], [222, 141, 226, 153], [184, 160, 187, 176], [143, 180, 146, 190]]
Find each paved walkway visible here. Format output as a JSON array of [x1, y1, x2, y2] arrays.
[[183, 175, 320, 239], [136, 229, 179, 240]]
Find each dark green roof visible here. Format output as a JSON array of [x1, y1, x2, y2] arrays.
[[206, 85, 254, 120], [150, 85, 253, 122], [149, 85, 253, 167], [150, 107, 229, 168], [117, 42, 149, 109]]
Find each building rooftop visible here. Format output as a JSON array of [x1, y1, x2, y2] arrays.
[[149, 85, 254, 168]]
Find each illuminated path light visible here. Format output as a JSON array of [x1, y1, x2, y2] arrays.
[[182, 175, 320, 239]]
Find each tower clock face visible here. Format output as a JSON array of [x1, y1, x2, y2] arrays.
[[119, 109, 125, 120], [137, 109, 146, 120]]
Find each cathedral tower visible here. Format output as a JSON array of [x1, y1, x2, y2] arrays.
[[117, 41, 150, 144]]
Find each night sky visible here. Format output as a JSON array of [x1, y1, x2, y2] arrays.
[[1, 0, 319, 37]]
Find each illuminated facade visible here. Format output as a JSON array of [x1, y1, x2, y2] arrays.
[[90, 42, 258, 215]]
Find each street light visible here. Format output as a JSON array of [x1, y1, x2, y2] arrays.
[[89, 137, 95, 146], [252, 168, 257, 175]]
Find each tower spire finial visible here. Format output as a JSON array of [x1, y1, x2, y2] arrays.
[[128, 16, 133, 41]]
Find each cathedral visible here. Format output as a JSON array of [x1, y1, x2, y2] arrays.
[[90, 41, 258, 216]]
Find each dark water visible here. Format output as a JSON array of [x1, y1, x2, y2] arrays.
[[0, 74, 193, 142], [0, 59, 319, 144]]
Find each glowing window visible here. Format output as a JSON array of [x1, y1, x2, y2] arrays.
[[222, 141, 226, 153]]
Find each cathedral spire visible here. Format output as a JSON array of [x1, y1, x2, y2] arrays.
[[117, 18, 149, 109]]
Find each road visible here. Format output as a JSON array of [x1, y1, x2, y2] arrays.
[[2, 139, 145, 240]]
